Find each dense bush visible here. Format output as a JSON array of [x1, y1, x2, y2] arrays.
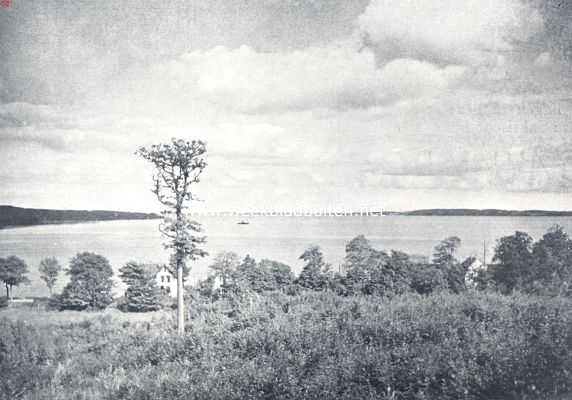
[[2, 291, 572, 399]]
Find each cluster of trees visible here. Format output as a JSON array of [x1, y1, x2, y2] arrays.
[[0, 255, 65, 303], [0, 252, 166, 312], [198, 224, 572, 302], [482, 225, 572, 295], [198, 252, 296, 299], [55, 254, 172, 312], [198, 233, 471, 302]]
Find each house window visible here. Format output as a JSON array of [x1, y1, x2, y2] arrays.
[[161, 276, 165, 283], [167, 276, 170, 283]]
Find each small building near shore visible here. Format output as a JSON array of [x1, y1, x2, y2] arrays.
[[155, 265, 177, 297]]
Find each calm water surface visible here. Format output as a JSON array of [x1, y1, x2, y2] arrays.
[[1, 216, 571, 297]]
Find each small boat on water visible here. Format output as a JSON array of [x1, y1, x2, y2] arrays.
[[237, 220, 250, 225]]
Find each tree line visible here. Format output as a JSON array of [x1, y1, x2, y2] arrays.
[[198, 223, 572, 301], [3, 223, 569, 311]]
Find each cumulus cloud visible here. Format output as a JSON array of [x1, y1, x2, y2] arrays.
[[120, 44, 464, 113], [358, 0, 544, 65]]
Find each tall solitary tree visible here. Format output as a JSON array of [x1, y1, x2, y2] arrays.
[[0, 256, 30, 301], [38, 257, 62, 296], [136, 138, 208, 334]]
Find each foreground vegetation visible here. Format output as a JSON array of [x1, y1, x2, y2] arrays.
[[2, 222, 572, 399], [2, 290, 571, 400]]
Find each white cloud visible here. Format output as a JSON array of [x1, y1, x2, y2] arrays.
[[116, 44, 464, 114], [358, 0, 544, 65]]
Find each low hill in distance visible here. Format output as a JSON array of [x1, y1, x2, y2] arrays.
[[0, 205, 160, 228], [385, 208, 572, 217]]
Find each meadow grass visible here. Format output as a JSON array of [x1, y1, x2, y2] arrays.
[[0, 305, 171, 327], [1, 290, 571, 400]]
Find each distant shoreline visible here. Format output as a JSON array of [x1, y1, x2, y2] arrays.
[[2, 206, 572, 230], [0, 205, 160, 229], [385, 209, 572, 217], [0, 219, 160, 230]]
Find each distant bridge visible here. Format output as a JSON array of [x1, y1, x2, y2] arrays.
[[188, 208, 384, 217]]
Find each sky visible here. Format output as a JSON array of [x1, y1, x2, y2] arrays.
[[0, 0, 571, 212]]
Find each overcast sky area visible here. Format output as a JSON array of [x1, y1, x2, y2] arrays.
[[1, 0, 571, 212]]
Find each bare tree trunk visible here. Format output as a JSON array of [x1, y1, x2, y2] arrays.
[[175, 200, 185, 335], [5, 283, 9, 300], [177, 261, 184, 335]]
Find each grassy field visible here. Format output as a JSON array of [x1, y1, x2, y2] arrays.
[[1, 291, 572, 400], [0, 305, 170, 327]]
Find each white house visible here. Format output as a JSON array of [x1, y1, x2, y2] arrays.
[[464, 258, 487, 288], [155, 265, 177, 297]]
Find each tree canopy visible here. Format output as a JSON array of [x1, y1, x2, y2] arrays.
[[59, 252, 114, 310], [119, 262, 162, 312], [530, 225, 572, 295], [209, 251, 240, 296], [38, 257, 62, 296], [491, 231, 534, 293], [297, 245, 332, 291], [432, 236, 461, 266], [0, 256, 30, 300]]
